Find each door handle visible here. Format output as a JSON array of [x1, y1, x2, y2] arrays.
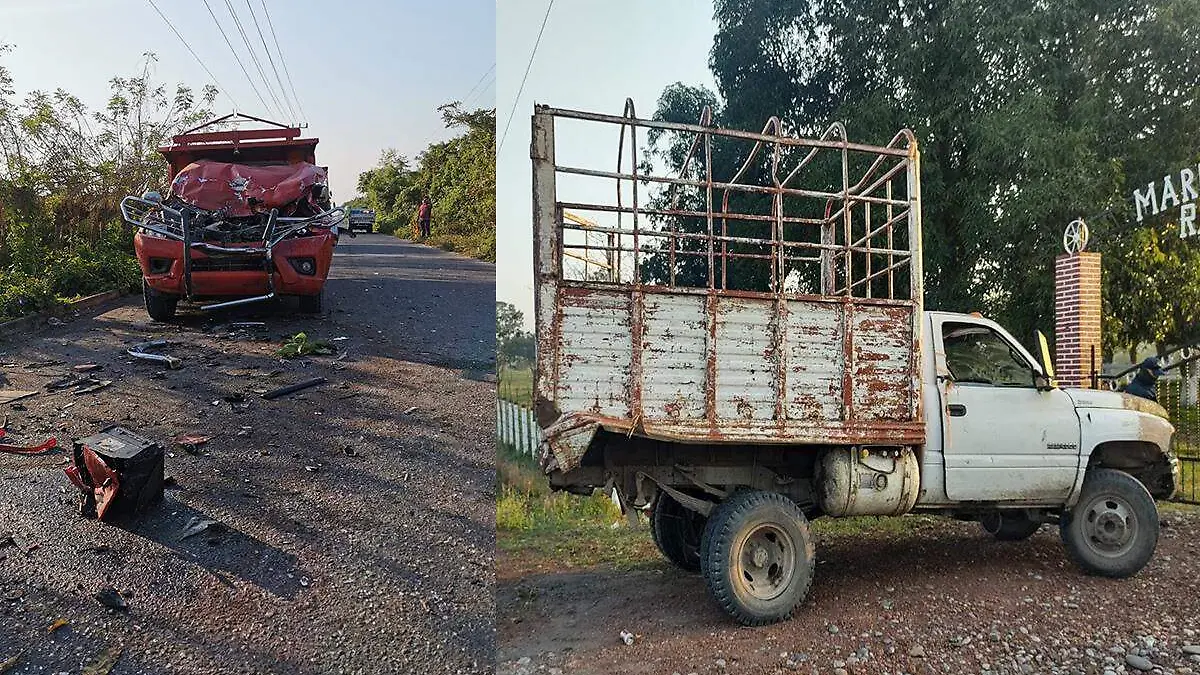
[[947, 403, 967, 417]]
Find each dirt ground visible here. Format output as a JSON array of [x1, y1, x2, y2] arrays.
[[498, 506, 1200, 675], [0, 235, 496, 674]]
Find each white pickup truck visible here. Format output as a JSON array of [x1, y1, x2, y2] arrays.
[[530, 102, 1179, 626]]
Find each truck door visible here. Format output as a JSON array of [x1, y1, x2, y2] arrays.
[[935, 319, 1081, 502]]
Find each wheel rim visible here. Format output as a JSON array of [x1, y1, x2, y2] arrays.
[[733, 523, 796, 601], [1080, 493, 1139, 558]]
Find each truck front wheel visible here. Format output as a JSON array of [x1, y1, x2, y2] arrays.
[[1060, 468, 1159, 578], [701, 490, 815, 626], [298, 291, 323, 314], [650, 492, 705, 573], [981, 512, 1041, 541], [143, 279, 178, 322]]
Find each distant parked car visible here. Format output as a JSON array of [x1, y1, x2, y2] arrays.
[[347, 208, 376, 233]]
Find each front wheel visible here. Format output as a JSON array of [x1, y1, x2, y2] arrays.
[[1060, 468, 1159, 578], [298, 291, 323, 314], [701, 490, 815, 626], [143, 279, 178, 322]]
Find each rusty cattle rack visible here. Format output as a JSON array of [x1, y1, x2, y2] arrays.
[[532, 100, 925, 447]]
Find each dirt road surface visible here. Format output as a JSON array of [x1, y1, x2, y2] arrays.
[[0, 234, 496, 674], [498, 508, 1200, 675]]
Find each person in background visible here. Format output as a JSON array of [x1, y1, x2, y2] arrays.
[[417, 196, 432, 239], [1122, 356, 1165, 402]]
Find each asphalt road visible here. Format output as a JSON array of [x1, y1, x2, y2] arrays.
[[0, 235, 496, 674]]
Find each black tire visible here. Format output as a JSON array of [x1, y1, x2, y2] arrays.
[[1060, 468, 1159, 578], [980, 511, 1042, 541], [650, 492, 705, 573], [143, 279, 177, 322], [700, 490, 815, 626], [298, 291, 323, 314]]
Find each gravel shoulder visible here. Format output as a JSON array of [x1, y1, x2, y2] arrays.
[[0, 235, 496, 674], [498, 505, 1200, 675]]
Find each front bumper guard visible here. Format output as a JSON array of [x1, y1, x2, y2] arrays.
[[120, 196, 344, 310]]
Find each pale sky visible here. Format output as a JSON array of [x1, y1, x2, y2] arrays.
[[0, 0, 495, 202], [496, 0, 718, 325]]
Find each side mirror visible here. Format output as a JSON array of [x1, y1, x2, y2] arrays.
[[1036, 330, 1058, 389], [1034, 372, 1054, 391]]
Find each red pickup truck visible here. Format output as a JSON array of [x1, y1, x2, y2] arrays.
[[121, 114, 345, 321]]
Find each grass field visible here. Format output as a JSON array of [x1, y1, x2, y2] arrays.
[[498, 366, 533, 406]]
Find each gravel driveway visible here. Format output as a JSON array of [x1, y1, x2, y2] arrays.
[[498, 507, 1200, 675], [0, 235, 496, 674]]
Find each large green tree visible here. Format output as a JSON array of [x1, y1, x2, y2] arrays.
[[649, 0, 1200, 356]]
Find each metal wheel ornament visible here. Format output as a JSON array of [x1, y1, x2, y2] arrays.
[[1063, 218, 1089, 255]]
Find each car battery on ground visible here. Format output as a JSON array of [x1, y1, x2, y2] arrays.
[[64, 426, 165, 520]]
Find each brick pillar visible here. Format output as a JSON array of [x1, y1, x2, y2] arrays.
[[1054, 252, 1102, 388]]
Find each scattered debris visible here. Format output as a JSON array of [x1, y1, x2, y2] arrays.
[[47, 618, 68, 632], [65, 427, 164, 521], [0, 655, 17, 673], [332, 336, 349, 341], [46, 317, 64, 327], [230, 321, 266, 330], [0, 436, 57, 456], [0, 390, 36, 405], [94, 587, 127, 611], [403, 406, 418, 415], [277, 332, 336, 358], [47, 376, 112, 395], [179, 517, 223, 541], [23, 360, 63, 370], [72, 364, 102, 373], [262, 377, 327, 400], [173, 433, 211, 451], [73, 379, 112, 395], [619, 630, 635, 646], [128, 340, 182, 369], [81, 645, 122, 675]]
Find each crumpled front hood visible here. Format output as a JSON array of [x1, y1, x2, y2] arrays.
[[1063, 388, 1170, 419]]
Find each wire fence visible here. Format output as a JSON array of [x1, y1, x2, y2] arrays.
[[1158, 379, 1200, 504]]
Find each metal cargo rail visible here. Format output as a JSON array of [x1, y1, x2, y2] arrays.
[[532, 100, 925, 447]]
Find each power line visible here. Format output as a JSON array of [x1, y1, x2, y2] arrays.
[[499, 0, 554, 152], [464, 71, 495, 109], [246, 0, 298, 121], [145, 0, 241, 111], [222, 0, 288, 120], [202, 0, 274, 116], [462, 62, 495, 105], [260, 0, 306, 122]]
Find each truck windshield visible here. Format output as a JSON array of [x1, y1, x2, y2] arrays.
[[942, 324, 1033, 387]]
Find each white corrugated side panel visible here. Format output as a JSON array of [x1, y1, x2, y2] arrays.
[[556, 291, 632, 418], [715, 297, 776, 421], [785, 300, 844, 421], [641, 293, 708, 422], [851, 304, 913, 421]]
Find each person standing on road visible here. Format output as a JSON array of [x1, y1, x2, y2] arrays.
[[417, 196, 432, 239]]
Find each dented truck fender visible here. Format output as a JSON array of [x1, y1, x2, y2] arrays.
[[1064, 389, 1178, 505]]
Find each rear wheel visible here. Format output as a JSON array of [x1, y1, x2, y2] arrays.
[[981, 511, 1042, 541], [143, 279, 178, 322], [701, 490, 815, 626], [650, 492, 705, 573], [1060, 468, 1158, 578], [298, 290, 323, 314]]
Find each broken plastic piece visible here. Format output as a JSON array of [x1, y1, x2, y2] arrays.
[[0, 437, 57, 456], [128, 340, 182, 369]]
